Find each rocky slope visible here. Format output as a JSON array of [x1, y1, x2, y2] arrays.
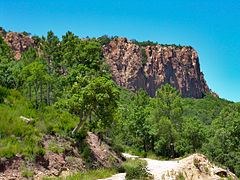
[[102, 37, 213, 98], [1, 31, 215, 98], [0, 133, 122, 180]]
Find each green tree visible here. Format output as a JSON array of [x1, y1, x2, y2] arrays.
[[203, 104, 240, 176], [151, 117, 177, 156], [182, 117, 207, 152], [41, 31, 60, 106], [151, 83, 183, 157], [57, 76, 119, 136], [0, 34, 18, 89], [126, 89, 152, 152], [21, 59, 47, 109], [21, 46, 40, 100]]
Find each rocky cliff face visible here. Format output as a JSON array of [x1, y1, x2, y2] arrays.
[[102, 37, 211, 98], [1, 31, 212, 98], [0, 31, 36, 60]]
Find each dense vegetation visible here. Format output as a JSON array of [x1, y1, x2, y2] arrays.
[[107, 86, 240, 176], [0, 30, 239, 177]]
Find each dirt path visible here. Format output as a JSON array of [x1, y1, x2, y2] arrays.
[[143, 158, 179, 180], [122, 153, 180, 180], [100, 153, 238, 180], [100, 153, 180, 180]]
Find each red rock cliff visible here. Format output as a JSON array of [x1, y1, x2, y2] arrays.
[[1, 31, 211, 98], [102, 37, 210, 98]]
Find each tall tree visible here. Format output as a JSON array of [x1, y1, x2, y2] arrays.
[[126, 89, 152, 152], [41, 31, 60, 106], [151, 83, 183, 157], [21, 58, 47, 109], [21, 46, 39, 99], [182, 117, 207, 152], [0, 34, 17, 89]]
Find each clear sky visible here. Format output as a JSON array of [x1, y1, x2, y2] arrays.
[[1, 0, 240, 102]]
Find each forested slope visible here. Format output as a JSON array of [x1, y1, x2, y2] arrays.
[[0, 28, 239, 178]]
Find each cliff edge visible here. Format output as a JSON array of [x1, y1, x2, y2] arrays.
[[102, 37, 212, 98]]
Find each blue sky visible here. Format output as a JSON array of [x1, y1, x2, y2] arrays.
[[1, 0, 240, 102]]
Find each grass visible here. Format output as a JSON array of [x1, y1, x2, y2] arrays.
[[0, 88, 79, 159], [42, 168, 118, 180], [0, 90, 42, 159], [21, 165, 34, 178], [48, 141, 65, 153]]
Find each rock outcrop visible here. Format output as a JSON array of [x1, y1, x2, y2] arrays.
[[102, 37, 212, 98], [0, 133, 122, 179], [0, 31, 36, 60]]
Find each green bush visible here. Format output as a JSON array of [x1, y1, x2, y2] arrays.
[[36, 147, 46, 156], [122, 159, 151, 180], [78, 139, 93, 168]]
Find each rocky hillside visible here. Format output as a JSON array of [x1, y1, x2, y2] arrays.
[[0, 132, 122, 180], [103, 37, 213, 98], [1, 31, 214, 98]]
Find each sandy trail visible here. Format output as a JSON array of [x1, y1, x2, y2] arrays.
[[100, 153, 180, 180], [123, 153, 180, 180], [100, 153, 238, 180], [143, 158, 179, 179]]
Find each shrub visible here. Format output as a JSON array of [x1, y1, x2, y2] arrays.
[[78, 139, 93, 168], [122, 159, 151, 180], [36, 147, 46, 156]]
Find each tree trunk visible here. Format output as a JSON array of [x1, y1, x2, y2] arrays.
[[170, 138, 175, 158], [143, 139, 147, 152], [35, 88, 38, 109], [46, 58, 50, 106], [40, 83, 43, 102], [47, 82, 50, 106], [71, 109, 93, 137], [72, 111, 84, 136], [151, 137, 155, 152], [71, 117, 85, 137]]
